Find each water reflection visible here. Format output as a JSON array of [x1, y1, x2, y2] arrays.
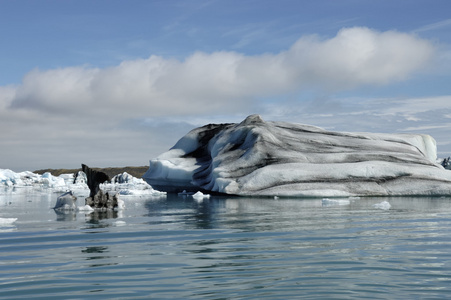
[[86, 210, 119, 222], [54, 210, 77, 221], [2, 191, 451, 299], [142, 194, 451, 233], [82, 246, 108, 254]]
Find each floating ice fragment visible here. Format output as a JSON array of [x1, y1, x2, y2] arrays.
[[192, 191, 210, 201], [114, 220, 126, 226], [374, 201, 391, 210], [77, 205, 94, 212], [53, 191, 77, 210], [322, 198, 350, 206]]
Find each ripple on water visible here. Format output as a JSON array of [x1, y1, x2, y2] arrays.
[[1, 194, 451, 299]]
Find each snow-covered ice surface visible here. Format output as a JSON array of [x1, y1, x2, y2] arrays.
[[144, 114, 451, 197]]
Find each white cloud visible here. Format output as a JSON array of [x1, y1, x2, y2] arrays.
[[285, 27, 433, 88], [6, 27, 434, 117], [0, 27, 440, 170]]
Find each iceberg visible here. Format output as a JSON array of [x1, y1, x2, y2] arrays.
[[0, 169, 76, 191], [143, 114, 451, 197], [0, 169, 165, 200], [103, 172, 167, 197]]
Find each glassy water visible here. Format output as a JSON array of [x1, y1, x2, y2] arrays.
[[1, 189, 451, 299]]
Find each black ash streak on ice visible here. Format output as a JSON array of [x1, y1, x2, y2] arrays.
[[144, 115, 451, 197]]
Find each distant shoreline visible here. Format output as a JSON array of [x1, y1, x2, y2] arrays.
[[33, 166, 149, 179]]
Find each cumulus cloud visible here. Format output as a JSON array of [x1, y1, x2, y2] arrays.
[[6, 27, 434, 117], [0, 27, 439, 170]]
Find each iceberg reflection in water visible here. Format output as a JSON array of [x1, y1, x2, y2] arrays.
[[1, 191, 451, 299]]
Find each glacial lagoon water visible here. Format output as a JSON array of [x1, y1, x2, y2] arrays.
[[1, 189, 451, 299]]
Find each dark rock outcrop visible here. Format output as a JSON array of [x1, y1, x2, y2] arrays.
[[85, 189, 119, 210], [82, 164, 110, 198], [82, 164, 118, 209], [441, 157, 451, 170]]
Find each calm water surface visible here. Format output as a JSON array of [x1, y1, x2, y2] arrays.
[[1, 189, 451, 299]]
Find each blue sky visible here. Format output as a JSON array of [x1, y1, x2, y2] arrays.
[[1, 0, 451, 171]]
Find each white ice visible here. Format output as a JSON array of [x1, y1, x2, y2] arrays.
[[77, 205, 95, 212], [0, 169, 86, 192], [102, 172, 166, 198], [192, 191, 211, 201], [0, 169, 166, 213], [53, 191, 77, 210], [374, 201, 391, 210]]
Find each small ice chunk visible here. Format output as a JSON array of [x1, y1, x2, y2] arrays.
[[54, 191, 77, 210], [77, 205, 94, 212], [114, 220, 126, 226], [322, 198, 350, 206], [192, 191, 210, 201], [374, 200, 391, 210]]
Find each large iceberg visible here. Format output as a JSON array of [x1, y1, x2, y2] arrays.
[[143, 114, 451, 197]]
